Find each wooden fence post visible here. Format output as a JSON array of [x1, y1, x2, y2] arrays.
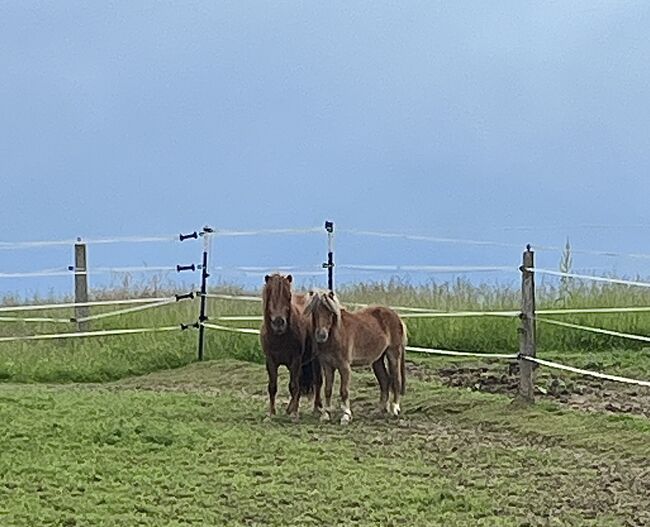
[[74, 239, 90, 332], [517, 245, 536, 403]]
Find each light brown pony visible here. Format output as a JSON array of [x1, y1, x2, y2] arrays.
[[304, 290, 406, 425], [260, 274, 322, 420]]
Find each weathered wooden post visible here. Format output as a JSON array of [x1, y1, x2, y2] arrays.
[[517, 244, 536, 403], [74, 238, 90, 332]]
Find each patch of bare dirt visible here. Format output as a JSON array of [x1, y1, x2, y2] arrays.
[[410, 360, 650, 418]]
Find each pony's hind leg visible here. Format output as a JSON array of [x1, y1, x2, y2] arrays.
[[321, 364, 335, 422], [372, 356, 390, 414], [386, 349, 402, 417], [312, 359, 323, 416], [266, 358, 279, 417], [339, 363, 352, 425]]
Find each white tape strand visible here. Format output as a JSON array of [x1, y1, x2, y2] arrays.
[[202, 294, 443, 314], [0, 316, 71, 324], [201, 323, 261, 335], [0, 270, 73, 279], [0, 235, 179, 250], [203, 293, 262, 303], [406, 345, 517, 359], [213, 227, 322, 237], [217, 315, 263, 322], [522, 356, 650, 388], [537, 306, 650, 315], [85, 266, 180, 275], [527, 268, 650, 289], [0, 266, 186, 279], [203, 292, 650, 318], [343, 301, 442, 313], [214, 265, 323, 273], [212, 267, 325, 277], [535, 317, 650, 343], [338, 264, 516, 274], [0, 326, 180, 343], [0, 296, 176, 313], [397, 306, 650, 319], [201, 322, 517, 360], [214, 306, 650, 321], [399, 310, 518, 319], [340, 229, 523, 250], [73, 298, 179, 323], [339, 228, 650, 260]]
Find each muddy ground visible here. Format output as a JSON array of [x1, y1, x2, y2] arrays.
[[408, 361, 650, 419]]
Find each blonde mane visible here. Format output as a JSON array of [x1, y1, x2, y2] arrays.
[[305, 290, 342, 321]]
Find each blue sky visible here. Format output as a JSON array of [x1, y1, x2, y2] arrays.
[[2, 1, 650, 296]]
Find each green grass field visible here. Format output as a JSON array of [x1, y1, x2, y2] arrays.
[[1, 360, 649, 526], [1, 281, 649, 525]]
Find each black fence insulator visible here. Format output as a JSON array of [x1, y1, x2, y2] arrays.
[[67, 265, 74, 271], [176, 264, 196, 273], [175, 292, 195, 302], [325, 221, 334, 233], [179, 231, 199, 242], [181, 322, 200, 331]]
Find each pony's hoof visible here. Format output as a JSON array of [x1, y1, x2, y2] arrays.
[[320, 411, 331, 423], [340, 413, 352, 425], [290, 413, 300, 423], [390, 403, 401, 417], [313, 407, 323, 417]]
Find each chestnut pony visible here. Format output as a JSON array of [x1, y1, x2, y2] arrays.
[[260, 274, 322, 420], [305, 290, 406, 425]]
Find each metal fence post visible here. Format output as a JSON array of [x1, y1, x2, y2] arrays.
[[197, 227, 213, 361], [324, 220, 334, 291]]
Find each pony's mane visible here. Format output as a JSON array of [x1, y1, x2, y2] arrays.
[[262, 274, 292, 310], [305, 289, 342, 318]]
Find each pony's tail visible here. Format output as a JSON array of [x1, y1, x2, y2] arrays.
[[299, 336, 316, 396], [400, 320, 407, 395]]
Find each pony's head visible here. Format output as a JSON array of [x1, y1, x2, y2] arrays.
[[262, 273, 293, 335], [304, 290, 341, 344]]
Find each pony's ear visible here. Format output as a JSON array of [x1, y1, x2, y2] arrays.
[[323, 291, 341, 321], [286, 274, 293, 283], [264, 275, 270, 283], [304, 291, 318, 316]]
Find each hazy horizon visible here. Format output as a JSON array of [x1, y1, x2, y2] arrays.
[[3, 1, 650, 296]]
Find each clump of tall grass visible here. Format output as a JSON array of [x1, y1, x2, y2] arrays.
[[3, 273, 650, 383]]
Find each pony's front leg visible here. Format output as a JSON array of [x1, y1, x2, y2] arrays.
[[339, 362, 352, 425], [320, 364, 335, 422], [286, 357, 302, 421], [312, 359, 323, 416], [266, 358, 278, 417]]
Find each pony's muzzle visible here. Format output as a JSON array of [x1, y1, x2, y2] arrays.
[[315, 329, 329, 343], [271, 317, 287, 333]]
